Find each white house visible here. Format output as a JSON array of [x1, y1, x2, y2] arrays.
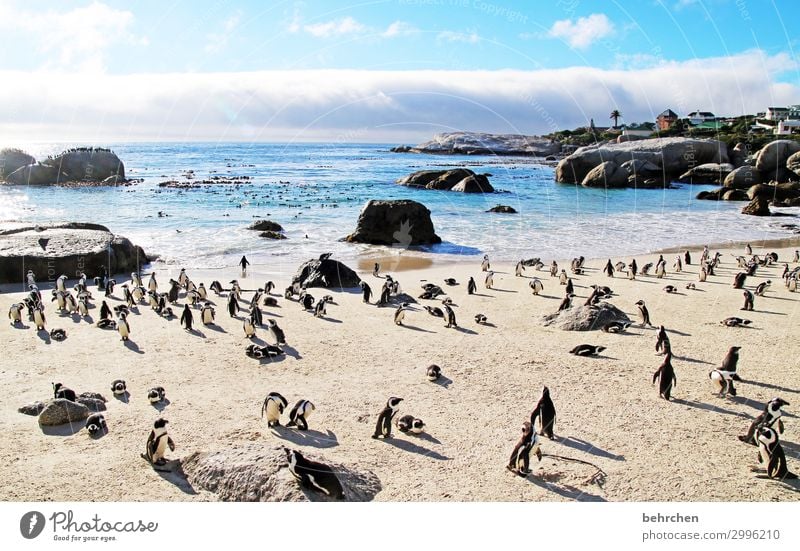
[[686, 111, 716, 125], [765, 105, 800, 121], [776, 120, 800, 135]]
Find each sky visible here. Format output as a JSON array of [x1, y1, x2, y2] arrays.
[[0, 0, 798, 143]]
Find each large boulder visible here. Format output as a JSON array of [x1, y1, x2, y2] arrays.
[[742, 196, 771, 216], [787, 151, 800, 176], [678, 163, 734, 185], [180, 444, 381, 502], [2, 148, 124, 185], [450, 174, 493, 192], [399, 132, 561, 157], [556, 137, 728, 185], [620, 159, 661, 177], [248, 220, 284, 232], [755, 140, 800, 174], [396, 169, 494, 193], [344, 200, 441, 246], [292, 256, 361, 289], [580, 161, 628, 188], [722, 189, 748, 201], [5, 163, 62, 185], [38, 399, 90, 426], [541, 302, 631, 331], [487, 205, 517, 214], [0, 148, 36, 180], [0, 223, 148, 284], [724, 166, 762, 189]]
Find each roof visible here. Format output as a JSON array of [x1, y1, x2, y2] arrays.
[[687, 111, 715, 117], [767, 107, 789, 110], [657, 109, 678, 118], [690, 121, 725, 130]]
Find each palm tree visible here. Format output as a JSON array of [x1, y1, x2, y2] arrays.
[[610, 109, 622, 129]]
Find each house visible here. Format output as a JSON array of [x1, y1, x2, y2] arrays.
[[656, 109, 678, 131], [765, 107, 790, 121], [776, 120, 800, 135], [686, 111, 716, 125]]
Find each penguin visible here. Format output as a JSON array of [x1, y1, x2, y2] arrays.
[[130, 285, 144, 304], [444, 278, 457, 286], [698, 267, 707, 282], [77, 296, 89, 318], [557, 293, 574, 312], [424, 305, 445, 318], [709, 368, 740, 397], [740, 398, 789, 445], [147, 291, 159, 311], [26, 270, 36, 287], [569, 344, 606, 357], [372, 262, 381, 278], [64, 292, 79, 314], [652, 353, 677, 400], [360, 281, 372, 304], [684, 250, 691, 265], [530, 386, 556, 439], [197, 282, 208, 300], [754, 280, 771, 296], [52, 290, 66, 312], [474, 313, 487, 324], [185, 290, 199, 306], [123, 285, 135, 309], [614, 261, 626, 273], [142, 418, 175, 466], [550, 261, 558, 277], [604, 259, 614, 277], [635, 300, 652, 327], [33, 305, 46, 331], [261, 392, 288, 427], [559, 270, 568, 285], [794, 250, 799, 263], [685, 283, 696, 290], [602, 320, 631, 333], [49, 328, 67, 341], [394, 303, 412, 326], [629, 258, 638, 276], [264, 281, 275, 294], [721, 317, 751, 327], [250, 303, 263, 326], [372, 397, 403, 439], [180, 304, 194, 332], [467, 277, 477, 295], [481, 255, 490, 271], [655, 260, 665, 279], [396, 415, 425, 434], [529, 278, 544, 295], [756, 426, 797, 480], [745, 243, 752, 255], [673, 256, 682, 273], [8, 303, 24, 325], [96, 318, 116, 330], [285, 448, 345, 500], [53, 382, 77, 401], [426, 364, 441, 381], [210, 280, 223, 295], [229, 280, 242, 300], [147, 273, 158, 293], [733, 272, 747, 289], [148, 386, 166, 404], [507, 422, 541, 476], [485, 271, 494, 289], [178, 268, 188, 288], [515, 261, 524, 277], [130, 272, 142, 288], [565, 278, 574, 295], [286, 400, 315, 430], [227, 293, 239, 318], [663, 285, 678, 294], [655, 325, 670, 355], [85, 413, 107, 436], [111, 379, 127, 396], [443, 304, 457, 328], [116, 312, 130, 341], [742, 290, 754, 311], [267, 319, 286, 345], [243, 316, 256, 338]]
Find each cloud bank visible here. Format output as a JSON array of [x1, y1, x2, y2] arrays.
[[0, 50, 795, 143]]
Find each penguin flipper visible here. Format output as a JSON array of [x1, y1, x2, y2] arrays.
[[168, 437, 175, 452]]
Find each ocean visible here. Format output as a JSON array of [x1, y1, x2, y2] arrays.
[[0, 142, 792, 275]]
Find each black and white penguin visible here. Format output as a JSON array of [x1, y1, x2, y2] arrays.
[[180, 304, 194, 332], [86, 413, 107, 436], [604, 259, 614, 277], [721, 317, 751, 327], [569, 344, 606, 357], [111, 379, 127, 396], [427, 364, 441, 381], [96, 318, 116, 330], [32, 305, 46, 331], [8, 303, 24, 325], [227, 293, 239, 318], [116, 312, 130, 341], [742, 290, 754, 311], [77, 296, 89, 318], [229, 280, 242, 300], [196, 282, 208, 300], [507, 421, 541, 476], [285, 448, 345, 500], [663, 285, 678, 294], [53, 382, 77, 401], [443, 304, 457, 328], [559, 270, 568, 285], [360, 281, 372, 304], [394, 303, 413, 326], [565, 278, 574, 295], [557, 293, 575, 312], [286, 400, 316, 430], [635, 300, 652, 327], [529, 278, 544, 295], [629, 258, 638, 276], [549, 261, 558, 277], [673, 256, 683, 273], [684, 250, 691, 265], [49, 328, 67, 341], [655, 325, 670, 355], [754, 280, 771, 296], [248, 303, 262, 326], [444, 278, 458, 286], [709, 368, 740, 397], [515, 261, 524, 277], [740, 398, 789, 445], [261, 392, 288, 427], [147, 273, 158, 293], [267, 319, 286, 345], [756, 427, 797, 480], [481, 254, 490, 272], [424, 305, 445, 318], [165, 279, 178, 303], [602, 320, 631, 333], [475, 313, 487, 324], [652, 353, 677, 400], [142, 418, 175, 466], [372, 397, 403, 439], [467, 277, 477, 295], [243, 316, 256, 339], [148, 386, 166, 404], [396, 414, 425, 434], [484, 271, 494, 289], [264, 281, 275, 295], [198, 303, 214, 325], [530, 386, 556, 439], [210, 280, 223, 295], [733, 272, 747, 289]]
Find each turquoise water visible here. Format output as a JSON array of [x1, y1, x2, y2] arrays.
[[0, 142, 791, 271]]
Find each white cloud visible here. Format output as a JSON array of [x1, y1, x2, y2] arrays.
[[0, 51, 795, 143], [548, 13, 614, 49], [205, 10, 243, 53], [302, 16, 366, 38], [437, 30, 481, 44], [382, 21, 419, 38], [289, 15, 416, 40]]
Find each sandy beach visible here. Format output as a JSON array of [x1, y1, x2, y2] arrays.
[[1, 240, 799, 502]]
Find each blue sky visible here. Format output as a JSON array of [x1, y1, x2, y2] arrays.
[[0, 0, 798, 141]]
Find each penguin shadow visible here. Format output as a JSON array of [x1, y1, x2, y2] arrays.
[[489, 288, 517, 293], [469, 293, 493, 298], [82, 315, 94, 324], [263, 312, 283, 318], [123, 340, 144, 354], [271, 426, 339, 448], [156, 460, 198, 495], [780, 440, 800, 461], [70, 313, 83, 323], [740, 379, 800, 394], [753, 473, 800, 491], [752, 309, 787, 315], [671, 355, 713, 365], [281, 345, 302, 360], [557, 436, 625, 461], [40, 422, 84, 437], [37, 330, 51, 344], [526, 475, 607, 502], [759, 295, 798, 302], [203, 324, 226, 334], [186, 329, 206, 338], [729, 396, 799, 419], [151, 398, 171, 412], [11, 323, 30, 330], [114, 392, 131, 404], [380, 437, 450, 461], [318, 316, 343, 324], [453, 326, 477, 335], [665, 328, 691, 337], [257, 353, 286, 364], [89, 427, 109, 440], [409, 431, 442, 445], [477, 322, 497, 328], [671, 398, 748, 419], [433, 375, 453, 389], [400, 324, 437, 333]]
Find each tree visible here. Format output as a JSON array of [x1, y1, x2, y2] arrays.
[[610, 109, 622, 129]]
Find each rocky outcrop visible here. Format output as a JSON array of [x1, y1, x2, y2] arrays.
[[541, 302, 631, 331], [721, 189, 748, 201], [397, 169, 494, 193], [0, 223, 148, 284], [0, 148, 35, 179], [292, 256, 361, 289], [556, 137, 728, 186], [18, 401, 47, 416], [742, 196, 771, 216], [2, 147, 124, 185], [581, 160, 628, 188], [5, 163, 61, 185], [248, 220, 284, 232], [724, 165, 762, 189], [678, 163, 734, 185], [394, 132, 561, 157], [487, 205, 517, 213], [38, 399, 90, 426], [787, 151, 800, 176], [259, 231, 287, 240], [755, 140, 800, 174], [344, 200, 441, 246], [180, 444, 381, 502]]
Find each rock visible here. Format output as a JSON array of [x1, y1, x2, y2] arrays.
[[259, 231, 287, 240], [101, 175, 125, 185], [450, 174, 493, 193], [180, 443, 381, 502], [78, 392, 107, 402], [755, 140, 800, 173], [38, 399, 90, 426], [774, 182, 800, 200], [722, 189, 748, 201], [18, 401, 46, 416], [390, 145, 412, 153], [77, 398, 107, 412], [4, 148, 124, 185], [344, 200, 441, 246], [780, 197, 800, 207], [541, 302, 631, 331], [248, 220, 284, 232], [292, 257, 361, 289], [787, 151, 800, 176], [678, 163, 734, 185], [0, 148, 36, 180], [0, 223, 148, 285], [741, 196, 771, 216], [396, 169, 493, 193], [696, 189, 722, 200], [761, 167, 798, 184], [487, 205, 517, 214], [399, 132, 561, 157], [556, 137, 728, 185], [729, 143, 748, 168], [5, 163, 63, 185], [724, 166, 762, 189], [580, 161, 629, 188], [620, 159, 661, 177], [747, 184, 773, 200]]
